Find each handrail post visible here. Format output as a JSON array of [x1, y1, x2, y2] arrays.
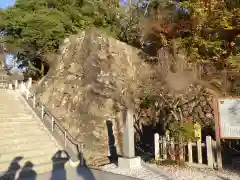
[[51, 117, 54, 131], [41, 105, 44, 119], [33, 95, 36, 108], [64, 131, 67, 148], [20, 81, 24, 93], [15, 80, 18, 90]]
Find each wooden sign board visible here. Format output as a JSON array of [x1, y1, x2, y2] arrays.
[[218, 98, 240, 139]]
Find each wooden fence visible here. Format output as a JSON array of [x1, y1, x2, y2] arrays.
[[154, 133, 216, 168]]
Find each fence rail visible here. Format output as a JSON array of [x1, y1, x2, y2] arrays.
[[15, 78, 84, 166], [154, 133, 215, 168]]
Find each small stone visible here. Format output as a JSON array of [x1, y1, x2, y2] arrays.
[[206, 113, 213, 118], [92, 130, 101, 138], [203, 105, 212, 113], [199, 96, 205, 102], [199, 100, 207, 106], [194, 106, 205, 119], [182, 104, 188, 111], [182, 110, 189, 117]]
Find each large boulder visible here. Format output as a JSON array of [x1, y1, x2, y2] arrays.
[[34, 29, 153, 166]]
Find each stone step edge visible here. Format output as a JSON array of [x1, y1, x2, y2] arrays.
[[0, 144, 59, 160], [0, 124, 45, 130], [0, 136, 55, 148], [0, 141, 57, 153], [0, 122, 40, 126], [0, 117, 35, 120], [0, 130, 45, 140]]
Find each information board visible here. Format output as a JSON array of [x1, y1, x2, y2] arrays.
[[218, 98, 240, 139]]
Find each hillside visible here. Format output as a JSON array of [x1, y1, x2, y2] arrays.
[[33, 29, 155, 165], [31, 28, 226, 166]]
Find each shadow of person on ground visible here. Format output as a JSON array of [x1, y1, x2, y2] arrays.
[[18, 161, 37, 180], [50, 150, 70, 180], [106, 120, 118, 164], [76, 148, 96, 180], [0, 157, 23, 180]]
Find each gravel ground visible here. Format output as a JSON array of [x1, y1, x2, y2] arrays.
[[101, 163, 240, 180], [101, 163, 169, 180]]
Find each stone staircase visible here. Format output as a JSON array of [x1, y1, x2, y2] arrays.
[[0, 89, 66, 179]]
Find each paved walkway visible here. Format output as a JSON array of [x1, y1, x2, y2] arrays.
[[23, 166, 139, 180]]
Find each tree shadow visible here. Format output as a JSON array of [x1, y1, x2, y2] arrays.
[[106, 120, 118, 164], [135, 123, 156, 161]]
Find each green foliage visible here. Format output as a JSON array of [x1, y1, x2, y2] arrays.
[[0, 0, 121, 78], [168, 121, 196, 141], [177, 0, 240, 69], [120, 0, 240, 70], [0, 0, 121, 52], [1, 0, 240, 78]]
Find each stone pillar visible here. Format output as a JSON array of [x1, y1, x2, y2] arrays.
[[206, 136, 214, 168], [154, 133, 160, 161], [118, 109, 141, 169], [122, 109, 135, 158]]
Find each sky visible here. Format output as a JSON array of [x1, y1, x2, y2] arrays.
[[0, 0, 15, 9]]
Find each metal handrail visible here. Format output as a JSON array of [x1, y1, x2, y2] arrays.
[[21, 81, 84, 155]]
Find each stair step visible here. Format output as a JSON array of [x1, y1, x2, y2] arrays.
[[0, 112, 32, 115], [0, 141, 58, 154], [0, 114, 34, 117], [0, 129, 46, 136], [0, 116, 33, 119], [0, 119, 36, 124], [0, 129, 45, 140], [0, 114, 33, 117], [0, 124, 46, 133], [0, 110, 31, 112], [0, 134, 54, 147], [0, 90, 63, 177], [0, 147, 59, 162], [0, 121, 39, 127]]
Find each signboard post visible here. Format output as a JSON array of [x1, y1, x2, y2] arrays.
[[214, 97, 223, 169]]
